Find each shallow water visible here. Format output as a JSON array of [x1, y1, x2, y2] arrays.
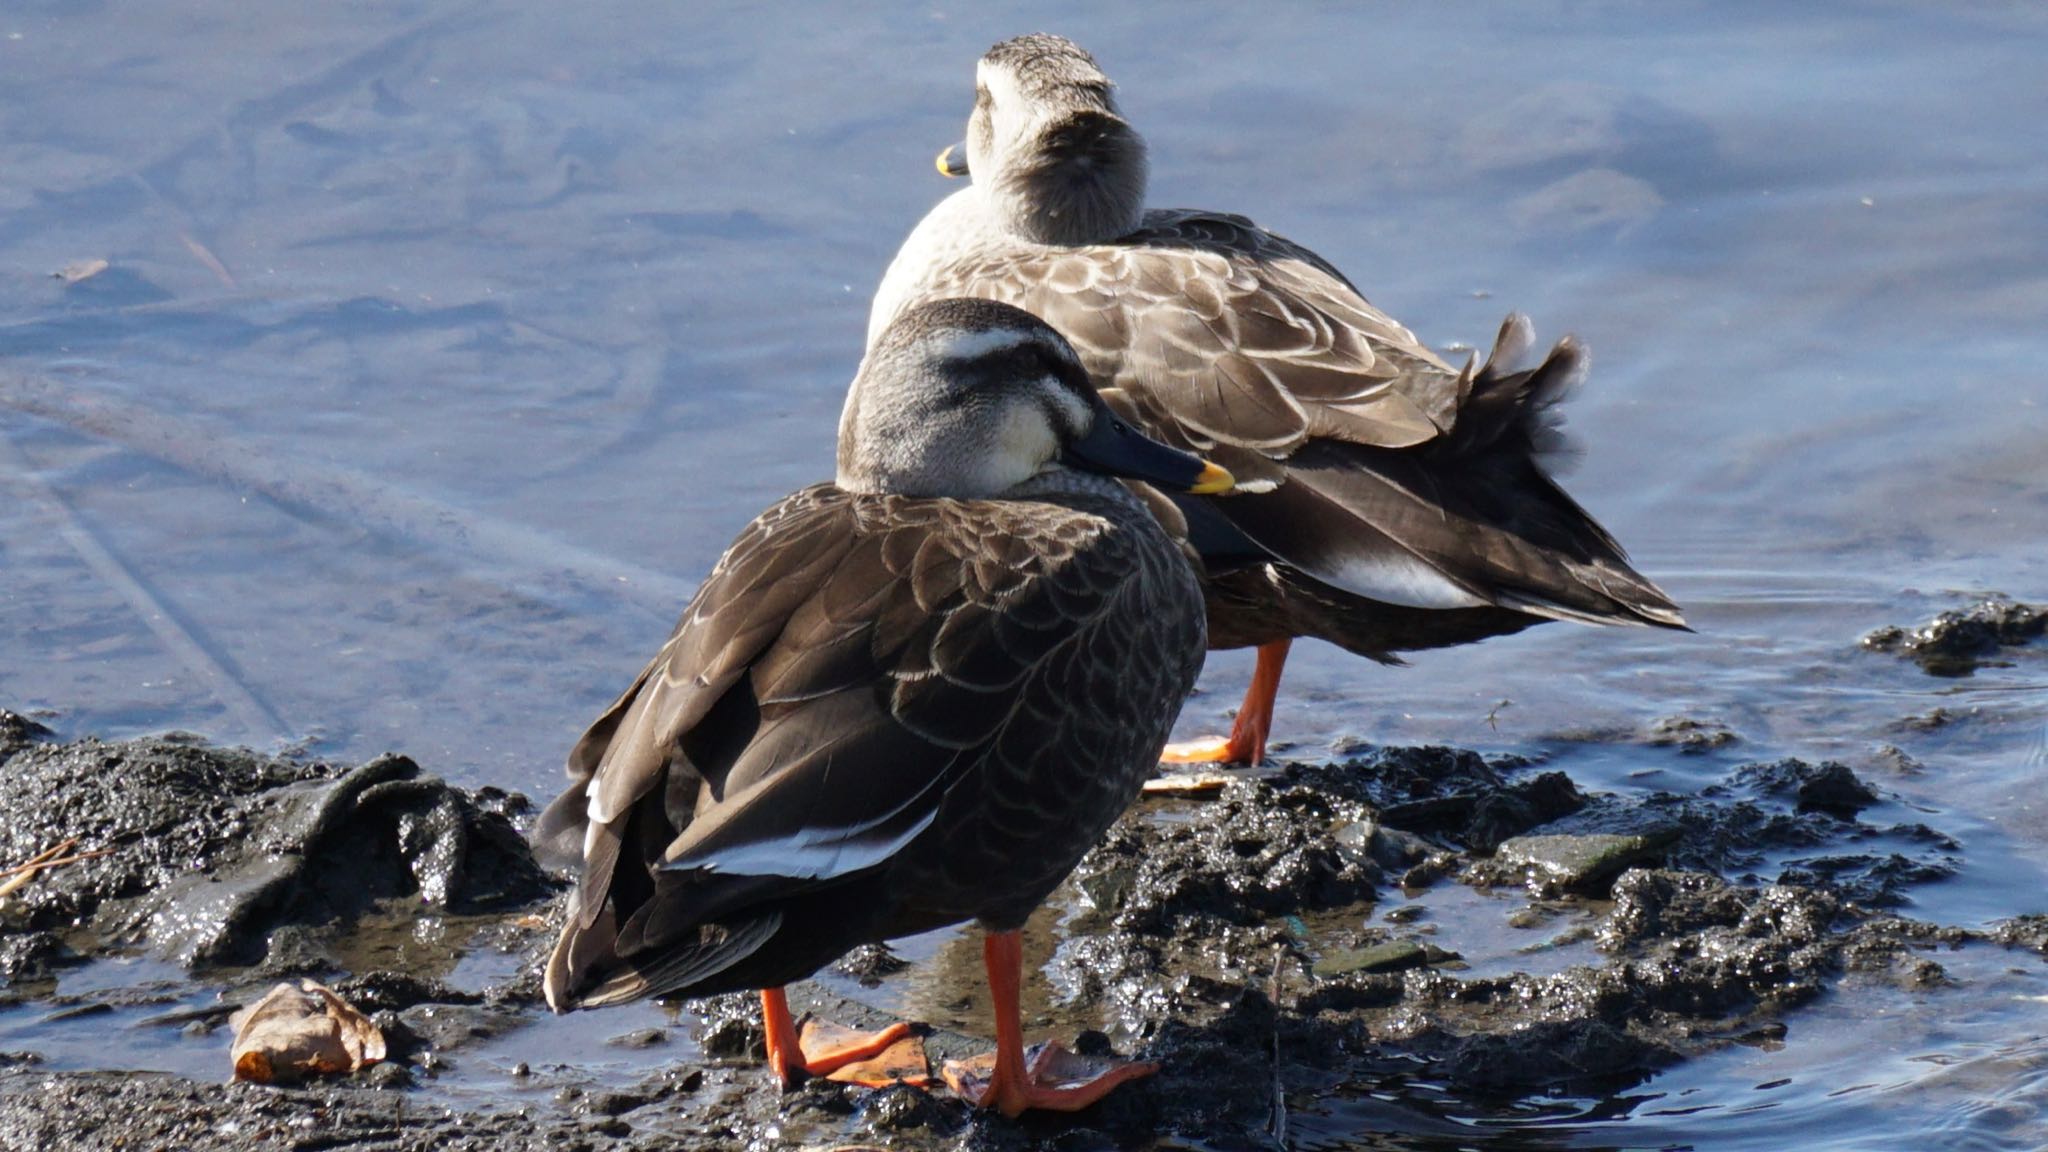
[[2, 3, 2044, 1147]]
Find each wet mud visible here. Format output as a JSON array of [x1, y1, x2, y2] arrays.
[[0, 712, 551, 987], [0, 710, 2033, 1150]]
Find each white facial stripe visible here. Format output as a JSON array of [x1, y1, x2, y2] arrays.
[[979, 63, 1030, 125], [919, 326, 1039, 363]]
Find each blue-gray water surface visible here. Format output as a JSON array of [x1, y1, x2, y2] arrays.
[[2, 3, 2045, 1148]]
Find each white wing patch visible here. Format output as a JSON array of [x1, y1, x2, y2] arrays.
[[664, 807, 940, 882], [1320, 551, 1490, 610]]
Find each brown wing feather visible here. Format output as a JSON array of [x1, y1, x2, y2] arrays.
[[919, 215, 1684, 633], [545, 483, 1191, 1007], [953, 208, 1458, 472]]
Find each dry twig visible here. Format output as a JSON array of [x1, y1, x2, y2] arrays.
[[0, 838, 113, 897]]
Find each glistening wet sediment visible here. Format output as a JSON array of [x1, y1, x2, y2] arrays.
[[3, 708, 2040, 1150]]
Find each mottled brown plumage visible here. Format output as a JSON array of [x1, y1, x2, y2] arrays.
[[538, 300, 1210, 1021], [873, 37, 1685, 761]]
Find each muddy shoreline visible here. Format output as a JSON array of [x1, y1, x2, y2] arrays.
[[1, 694, 2040, 1150]]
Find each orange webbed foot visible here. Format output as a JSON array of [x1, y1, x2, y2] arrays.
[[942, 1042, 1158, 1118], [798, 1017, 933, 1087], [1159, 732, 1264, 765], [760, 988, 932, 1088]]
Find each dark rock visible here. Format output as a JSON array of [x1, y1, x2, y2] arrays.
[[1436, 1019, 1675, 1093], [581, 1091, 644, 1118], [1078, 768, 1385, 934], [694, 994, 762, 1058], [1736, 759, 1879, 818], [1869, 745, 1926, 776], [832, 943, 910, 988], [1777, 852, 1957, 907], [0, 711, 54, 759], [1863, 597, 2048, 676], [359, 1061, 414, 1089], [1995, 914, 2048, 956], [0, 932, 69, 988], [1645, 716, 1740, 753], [1462, 772, 1587, 852], [1889, 706, 1963, 733], [856, 1083, 958, 1134], [1602, 870, 1749, 948]]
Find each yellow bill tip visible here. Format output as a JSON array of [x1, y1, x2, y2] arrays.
[[935, 144, 968, 178], [1187, 462, 1234, 495]]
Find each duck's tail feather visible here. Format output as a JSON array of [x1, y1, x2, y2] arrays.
[[1206, 308, 1686, 632], [545, 895, 782, 1011], [1443, 313, 1588, 472]]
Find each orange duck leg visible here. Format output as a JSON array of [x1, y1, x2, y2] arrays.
[[1160, 638, 1291, 766], [942, 930, 1158, 1117]]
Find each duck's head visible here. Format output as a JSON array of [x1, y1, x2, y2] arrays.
[[934, 34, 1148, 246], [838, 298, 1230, 499]]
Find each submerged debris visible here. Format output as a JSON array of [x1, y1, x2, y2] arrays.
[[1863, 596, 2048, 676]]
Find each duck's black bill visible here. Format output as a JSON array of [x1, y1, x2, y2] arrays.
[[1065, 408, 1233, 495], [936, 142, 970, 178]]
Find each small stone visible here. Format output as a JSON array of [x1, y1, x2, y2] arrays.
[[858, 1082, 951, 1132], [1370, 826, 1435, 870], [833, 943, 911, 987], [1401, 854, 1455, 890], [1313, 939, 1429, 977], [1071, 1029, 1114, 1057], [1794, 763, 1879, 818], [1644, 716, 1739, 753], [604, 1027, 668, 1049], [699, 1015, 759, 1058], [361, 1061, 413, 1089], [1492, 833, 1671, 894], [584, 1091, 642, 1117]]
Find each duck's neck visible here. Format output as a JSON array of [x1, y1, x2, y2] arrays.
[[988, 115, 1149, 247]]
